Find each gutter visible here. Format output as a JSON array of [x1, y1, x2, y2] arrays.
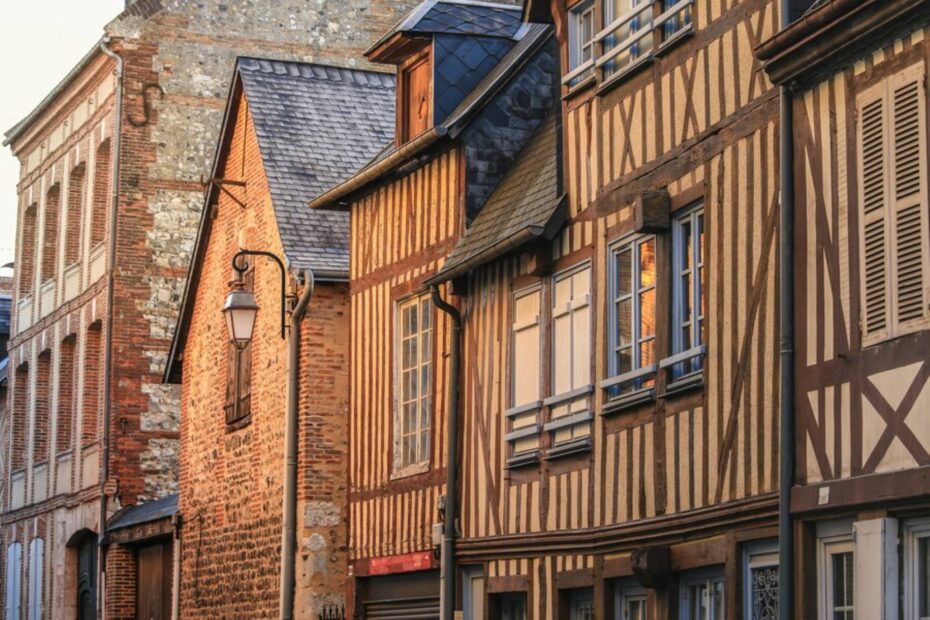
[[430, 285, 461, 620], [280, 269, 315, 620], [97, 37, 124, 620], [777, 0, 795, 617], [308, 128, 446, 210]]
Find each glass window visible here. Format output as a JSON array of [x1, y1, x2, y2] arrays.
[[830, 552, 854, 619], [568, 587, 595, 620], [549, 265, 593, 448], [680, 569, 725, 620], [670, 207, 705, 379], [5, 542, 21, 620], [607, 236, 656, 397], [602, 0, 654, 78], [396, 294, 432, 469], [497, 592, 527, 620], [904, 519, 930, 620], [743, 541, 778, 620], [567, 0, 596, 86], [817, 534, 854, 620], [661, 0, 692, 39], [613, 578, 647, 620]]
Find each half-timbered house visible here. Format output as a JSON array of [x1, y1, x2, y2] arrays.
[[164, 57, 396, 618], [759, 0, 930, 617], [310, 1, 558, 615]]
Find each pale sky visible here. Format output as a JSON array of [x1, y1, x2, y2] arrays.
[[0, 1, 124, 271]]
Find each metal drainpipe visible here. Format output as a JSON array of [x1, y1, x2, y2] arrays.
[[97, 37, 124, 620], [777, 2, 795, 618], [280, 269, 315, 620], [431, 285, 461, 620]]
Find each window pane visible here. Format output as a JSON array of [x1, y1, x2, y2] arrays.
[[920, 537, 930, 616], [640, 288, 656, 338], [617, 347, 632, 376], [419, 429, 429, 463], [682, 218, 693, 270], [618, 298, 633, 345], [404, 402, 416, 434], [750, 566, 778, 620], [403, 436, 415, 465], [421, 299, 431, 328], [640, 339, 655, 369], [832, 552, 854, 618], [403, 338, 415, 370], [420, 398, 430, 432], [640, 239, 656, 287], [617, 248, 632, 296], [681, 271, 692, 327]]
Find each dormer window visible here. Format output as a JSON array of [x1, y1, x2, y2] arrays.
[[398, 47, 433, 144]]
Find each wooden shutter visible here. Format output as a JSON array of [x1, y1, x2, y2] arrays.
[[858, 85, 890, 342], [890, 66, 930, 328], [858, 63, 929, 344]]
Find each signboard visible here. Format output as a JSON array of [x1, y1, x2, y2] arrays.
[[367, 551, 434, 575]]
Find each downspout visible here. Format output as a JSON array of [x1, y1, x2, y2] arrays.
[[431, 285, 461, 620], [97, 37, 124, 620], [777, 1, 795, 619], [280, 269, 315, 620]]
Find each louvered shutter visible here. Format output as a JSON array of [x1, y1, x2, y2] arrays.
[[858, 84, 891, 342], [890, 65, 930, 329], [858, 63, 930, 344]]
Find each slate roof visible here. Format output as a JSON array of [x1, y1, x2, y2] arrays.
[[238, 58, 396, 274], [108, 494, 178, 531], [370, 0, 523, 53], [429, 113, 561, 283]]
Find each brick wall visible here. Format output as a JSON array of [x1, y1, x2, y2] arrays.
[[178, 90, 350, 617]]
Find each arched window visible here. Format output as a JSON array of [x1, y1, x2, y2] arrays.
[[41, 185, 60, 283], [4, 541, 22, 620], [26, 539, 43, 620], [18, 204, 37, 297], [66, 164, 87, 265], [91, 140, 110, 249]]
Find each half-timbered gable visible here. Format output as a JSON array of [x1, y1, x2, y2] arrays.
[[408, 0, 796, 615], [760, 1, 930, 617], [311, 5, 558, 614], [164, 58, 395, 617]]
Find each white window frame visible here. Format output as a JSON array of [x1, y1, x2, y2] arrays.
[[663, 206, 705, 386], [742, 540, 778, 620], [565, 0, 596, 87], [506, 285, 543, 466], [817, 532, 854, 620], [26, 538, 42, 620], [679, 567, 725, 620], [613, 578, 647, 620], [5, 542, 22, 620], [602, 234, 657, 406], [392, 292, 433, 477], [546, 263, 594, 454], [904, 517, 930, 620]]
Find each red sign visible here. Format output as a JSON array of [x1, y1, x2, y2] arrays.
[[367, 551, 434, 575]]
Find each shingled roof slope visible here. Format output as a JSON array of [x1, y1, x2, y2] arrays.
[[238, 58, 396, 274], [108, 494, 179, 531], [369, 0, 523, 54], [429, 113, 561, 283]]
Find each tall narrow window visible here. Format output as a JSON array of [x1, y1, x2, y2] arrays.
[[680, 569, 725, 620], [26, 538, 43, 620], [11, 366, 29, 472], [41, 185, 60, 283], [818, 535, 854, 620], [82, 323, 102, 446], [857, 63, 930, 344], [507, 286, 542, 466], [66, 163, 86, 265], [566, 0, 595, 87], [32, 352, 51, 466], [546, 265, 592, 453], [604, 236, 656, 404], [395, 293, 432, 471], [91, 140, 111, 249], [57, 337, 77, 454], [225, 269, 254, 427], [18, 204, 37, 298], [904, 518, 930, 619], [743, 541, 779, 620], [667, 206, 705, 383], [4, 542, 21, 620]]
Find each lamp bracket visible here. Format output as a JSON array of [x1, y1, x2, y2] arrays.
[[232, 249, 287, 340]]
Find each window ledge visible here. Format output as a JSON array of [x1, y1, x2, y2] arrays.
[[596, 54, 655, 97], [563, 74, 597, 101], [506, 451, 541, 470], [603, 388, 656, 415], [546, 437, 592, 460], [543, 385, 594, 408], [662, 372, 704, 398], [654, 24, 693, 57], [391, 461, 430, 481], [225, 414, 252, 433]]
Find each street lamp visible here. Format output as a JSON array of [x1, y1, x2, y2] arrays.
[[222, 280, 259, 348]]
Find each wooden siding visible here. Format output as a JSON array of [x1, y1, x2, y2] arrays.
[[348, 147, 463, 562], [794, 28, 930, 487]]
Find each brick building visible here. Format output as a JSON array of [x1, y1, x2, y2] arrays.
[[164, 56, 397, 618], [1, 0, 415, 618]]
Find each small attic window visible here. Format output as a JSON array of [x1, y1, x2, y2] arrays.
[[398, 47, 432, 144]]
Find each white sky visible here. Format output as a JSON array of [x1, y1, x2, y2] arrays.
[[0, 1, 124, 271]]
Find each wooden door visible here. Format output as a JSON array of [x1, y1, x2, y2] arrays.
[[136, 541, 173, 620]]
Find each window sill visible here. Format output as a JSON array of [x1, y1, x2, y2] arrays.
[[662, 372, 704, 398], [563, 74, 597, 101], [225, 414, 252, 433], [546, 437, 592, 460], [391, 461, 430, 481], [654, 24, 693, 57], [603, 387, 655, 415], [506, 451, 541, 470]]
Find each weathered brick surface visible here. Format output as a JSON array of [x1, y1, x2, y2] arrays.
[[178, 90, 351, 618]]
